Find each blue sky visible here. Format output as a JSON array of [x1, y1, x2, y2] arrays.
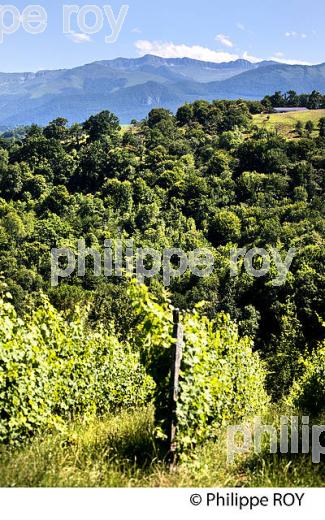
[[2, 0, 325, 72]]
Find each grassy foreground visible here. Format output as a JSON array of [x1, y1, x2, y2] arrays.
[[253, 109, 325, 138], [0, 408, 324, 488]]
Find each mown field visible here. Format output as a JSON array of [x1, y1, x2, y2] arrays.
[[253, 109, 325, 138]]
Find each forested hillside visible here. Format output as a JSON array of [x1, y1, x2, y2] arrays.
[[0, 98, 324, 485]]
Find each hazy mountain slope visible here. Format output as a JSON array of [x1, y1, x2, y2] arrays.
[[97, 55, 263, 82], [0, 56, 324, 126], [0, 55, 267, 96], [0, 82, 185, 127], [206, 63, 325, 98]]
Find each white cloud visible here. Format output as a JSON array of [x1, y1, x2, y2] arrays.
[[242, 51, 261, 63], [243, 50, 312, 65], [66, 32, 91, 44], [269, 56, 313, 65], [237, 22, 245, 31], [135, 40, 239, 62], [131, 27, 142, 34], [285, 31, 308, 39], [215, 33, 234, 48], [134, 40, 315, 66]]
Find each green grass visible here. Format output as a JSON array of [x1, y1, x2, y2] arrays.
[[253, 109, 325, 138], [0, 407, 324, 488]]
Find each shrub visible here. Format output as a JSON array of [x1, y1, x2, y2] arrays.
[[177, 312, 269, 449], [128, 279, 269, 452], [0, 293, 154, 444], [288, 341, 325, 416]]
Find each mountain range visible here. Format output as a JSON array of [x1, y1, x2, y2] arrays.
[[1, 54, 325, 127]]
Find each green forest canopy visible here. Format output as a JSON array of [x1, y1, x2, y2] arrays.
[[0, 96, 324, 421]]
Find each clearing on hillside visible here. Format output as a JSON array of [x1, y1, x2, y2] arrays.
[[253, 109, 325, 138]]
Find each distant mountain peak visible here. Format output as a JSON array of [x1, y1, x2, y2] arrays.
[[0, 55, 324, 128]]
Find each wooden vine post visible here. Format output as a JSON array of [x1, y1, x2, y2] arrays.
[[168, 309, 184, 466]]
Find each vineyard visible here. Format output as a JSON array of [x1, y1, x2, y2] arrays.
[[0, 96, 324, 486], [0, 278, 324, 485], [0, 280, 268, 447]]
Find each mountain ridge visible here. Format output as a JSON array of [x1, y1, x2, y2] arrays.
[[0, 55, 324, 127]]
